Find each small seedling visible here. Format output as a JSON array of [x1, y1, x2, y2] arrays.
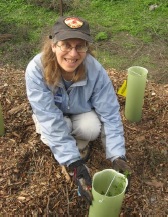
[[124, 170, 131, 178]]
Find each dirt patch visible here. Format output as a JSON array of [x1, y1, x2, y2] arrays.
[[0, 66, 168, 216], [94, 32, 168, 84]]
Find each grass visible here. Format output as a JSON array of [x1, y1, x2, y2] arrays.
[[0, 0, 58, 66], [94, 49, 127, 69], [0, 0, 168, 80]]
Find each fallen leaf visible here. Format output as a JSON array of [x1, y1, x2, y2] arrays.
[[145, 179, 164, 188]]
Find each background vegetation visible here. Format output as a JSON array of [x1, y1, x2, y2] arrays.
[[0, 0, 168, 82]]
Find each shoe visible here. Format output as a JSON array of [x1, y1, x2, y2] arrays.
[[79, 145, 91, 162]]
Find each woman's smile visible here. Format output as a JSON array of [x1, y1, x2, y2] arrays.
[[52, 38, 87, 73], [64, 58, 78, 64]]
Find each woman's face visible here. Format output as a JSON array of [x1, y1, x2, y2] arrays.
[[52, 38, 87, 73]]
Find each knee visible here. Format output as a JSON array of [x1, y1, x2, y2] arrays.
[[72, 111, 101, 141]]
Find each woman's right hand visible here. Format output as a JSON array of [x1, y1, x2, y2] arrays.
[[69, 160, 93, 204]]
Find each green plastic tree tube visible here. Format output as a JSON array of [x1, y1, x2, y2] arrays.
[[89, 169, 128, 217], [0, 102, 5, 136], [125, 66, 148, 122]]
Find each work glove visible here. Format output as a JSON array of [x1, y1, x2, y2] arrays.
[[69, 160, 93, 204], [112, 157, 132, 192]]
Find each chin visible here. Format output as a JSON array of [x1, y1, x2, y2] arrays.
[[64, 68, 77, 73]]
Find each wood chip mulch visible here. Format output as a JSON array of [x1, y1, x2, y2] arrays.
[[0, 66, 168, 216]]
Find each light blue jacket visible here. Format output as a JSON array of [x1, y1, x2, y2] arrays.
[[25, 53, 126, 166]]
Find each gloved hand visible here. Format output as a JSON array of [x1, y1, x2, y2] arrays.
[[69, 160, 93, 204], [112, 157, 132, 192]]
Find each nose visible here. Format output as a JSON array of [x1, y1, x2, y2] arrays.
[[68, 47, 78, 56]]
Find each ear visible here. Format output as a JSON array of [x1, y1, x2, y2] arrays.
[[51, 43, 56, 53]]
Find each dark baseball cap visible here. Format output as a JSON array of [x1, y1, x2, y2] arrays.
[[50, 16, 93, 42]]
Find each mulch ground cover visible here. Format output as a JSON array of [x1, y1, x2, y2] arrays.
[[0, 66, 167, 216]]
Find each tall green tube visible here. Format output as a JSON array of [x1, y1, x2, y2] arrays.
[[0, 102, 5, 136], [125, 66, 148, 122], [89, 169, 128, 217]]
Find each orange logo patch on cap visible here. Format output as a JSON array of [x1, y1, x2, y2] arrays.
[[64, 17, 83, 29]]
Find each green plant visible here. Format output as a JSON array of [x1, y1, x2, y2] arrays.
[[95, 32, 108, 41], [124, 170, 131, 178]]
